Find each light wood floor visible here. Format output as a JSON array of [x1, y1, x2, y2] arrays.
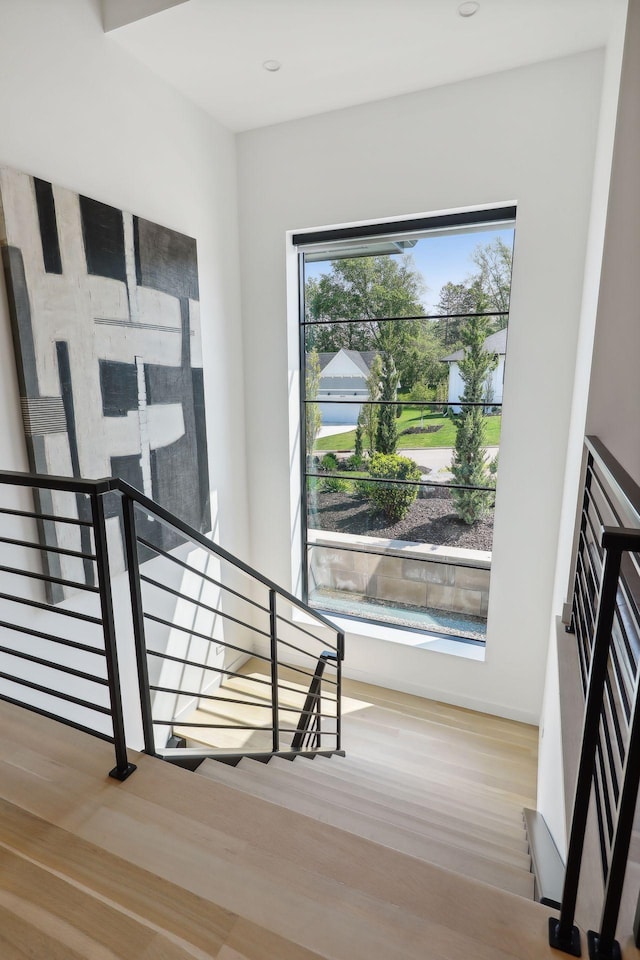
[[0, 680, 636, 958]]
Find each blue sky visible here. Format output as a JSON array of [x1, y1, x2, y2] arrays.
[[305, 225, 515, 313]]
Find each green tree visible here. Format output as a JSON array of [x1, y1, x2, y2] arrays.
[[375, 352, 399, 455], [305, 348, 322, 460], [450, 316, 499, 524], [360, 354, 382, 455], [305, 255, 426, 386]]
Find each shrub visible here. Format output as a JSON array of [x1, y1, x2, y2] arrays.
[[318, 475, 351, 493], [362, 453, 421, 523], [319, 453, 338, 472]]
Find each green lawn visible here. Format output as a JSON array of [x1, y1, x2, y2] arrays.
[[314, 408, 502, 452]]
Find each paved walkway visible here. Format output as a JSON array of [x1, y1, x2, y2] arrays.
[[399, 445, 499, 481]]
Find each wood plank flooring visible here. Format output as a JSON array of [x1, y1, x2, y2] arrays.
[[0, 676, 637, 958]]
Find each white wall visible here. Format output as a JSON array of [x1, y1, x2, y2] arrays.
[[535, 3, 628, 858], [0, 0, 248, 750], [237, 51, 606, 723]]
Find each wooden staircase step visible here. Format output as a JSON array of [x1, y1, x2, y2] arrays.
[[343, 709, 537, 792], [342, 723, 535, 805], [302, 754, 528, 837], [334, 749, 530, 825], [264, 756, 530, 867], [197, 757, 536, 898], [273, 755, 530, 853]]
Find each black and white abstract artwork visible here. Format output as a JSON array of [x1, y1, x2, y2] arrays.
[[0, 166, 210, 600]]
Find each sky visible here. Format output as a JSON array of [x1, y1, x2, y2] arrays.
[[304, 225, 515, 313]]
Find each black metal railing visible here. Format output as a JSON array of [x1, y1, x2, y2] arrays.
[[117, 479, 344, 766], [550, 437, 640, 959], [0, 470, 135, 780], [0, 469, 345, 779]]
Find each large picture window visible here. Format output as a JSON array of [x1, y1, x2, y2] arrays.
[[296, 208, 516, 644]]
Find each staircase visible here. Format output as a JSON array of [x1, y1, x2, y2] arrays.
[[186, 663, 537, 899], [0, 682, 561, 960]]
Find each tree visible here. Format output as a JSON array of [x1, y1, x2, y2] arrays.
[[450, 316, 498, 524], [305, 348, 322, 460], [359, 353, 382, 455], [375, 352, 399, 454], [305, 255, 426, 386]]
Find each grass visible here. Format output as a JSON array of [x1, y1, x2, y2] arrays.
[[314, 408, 502, 452]]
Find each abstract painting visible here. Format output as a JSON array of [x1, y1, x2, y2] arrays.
[[0, 167, 210, 600]]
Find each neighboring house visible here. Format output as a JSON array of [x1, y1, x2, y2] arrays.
[[441, 327, 507, 413], [315, 349, 378, 425]]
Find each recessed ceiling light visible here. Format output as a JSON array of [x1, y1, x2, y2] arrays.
[[262, 60, 282, 72], [458, 1, 480, 16]]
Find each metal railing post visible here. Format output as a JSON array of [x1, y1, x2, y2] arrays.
[[91, 490, 136, 781], [549, 544, 623, 956], [121, 494, 156, 756], [336, 631, 344, 751], [269, 589, 280, 753]]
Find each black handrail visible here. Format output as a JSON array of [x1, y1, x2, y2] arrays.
[[291, 650, 339, 751], [0, 467, 345, 777], [550, 438, 640, 959]]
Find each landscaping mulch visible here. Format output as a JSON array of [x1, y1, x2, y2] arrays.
[[310, 488, 494, 551]]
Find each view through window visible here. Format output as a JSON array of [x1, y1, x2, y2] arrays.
[[297, 210, 516, 644]]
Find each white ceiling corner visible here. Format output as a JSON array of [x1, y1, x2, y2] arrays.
[[101, 0, 190, 33], [109, 0, 621, 132]]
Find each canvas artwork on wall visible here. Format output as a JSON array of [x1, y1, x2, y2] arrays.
[[0, 166, 210, 600]]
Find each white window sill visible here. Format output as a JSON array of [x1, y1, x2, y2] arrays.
[[292, 607, 485, 662]]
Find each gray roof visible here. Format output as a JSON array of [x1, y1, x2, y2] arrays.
[[441, 326, 508, 363], [315, 349, 379, 376]]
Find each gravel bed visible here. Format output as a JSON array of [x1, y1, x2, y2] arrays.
[[309, 489, 494, 551]]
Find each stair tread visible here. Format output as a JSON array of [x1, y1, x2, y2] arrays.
[[0, 700, 562, 960], [303, 754, 528, 834], [198, 758, 535, 898], [274, 755, 529, 851], [262, 756, 530, 866]]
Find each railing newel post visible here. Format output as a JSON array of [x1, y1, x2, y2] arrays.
[[550, 544, 623, 957], [91, 489, 137, 781], [269, 589, 280, 753], [121, 493, 156, 757]]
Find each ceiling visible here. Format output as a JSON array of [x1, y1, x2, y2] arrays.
[[108, 0, 621, 133]]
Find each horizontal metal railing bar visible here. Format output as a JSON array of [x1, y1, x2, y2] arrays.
[[0, 505, 93, 527], [595, 742, 615, 854], [143, 610, 271, 652], [0, 563, 100, 594], [603, 676, 625, 777], [159, 720, 278, 730], [0, 692, 114, 743], [112, 478, 338, 634], [146, 648, 337, 700], [136, 536, 270, 615], [0, 469, 113, 495], [611, 609, 636, 700], [0, 670, 111, 714], [0, 590, 103, 624], [599, 710, 620, 807], [275, 631, 334, 660], [588, 466, 623, 531], [584, 494, 606, 553], [159, 719, 340, 735], [306, 539, 489, 569], [301, 310, 509, 325], [275, 615, 338, 653], [602, 527, 640, 554], [604, 668, 626, 760], [306, 472, 496, 492], [586, 437, 640, 528], [0, 643, 108, 685], [147, 650, 280, 686], [0, 618, 106, 656], [140, 574, 270, 642], [0, 534, 96, 560], [150, 685, 274, 708], [272, 659, 338, 687], [305, 398, 502, 407], [609, 637, 632, 723]]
